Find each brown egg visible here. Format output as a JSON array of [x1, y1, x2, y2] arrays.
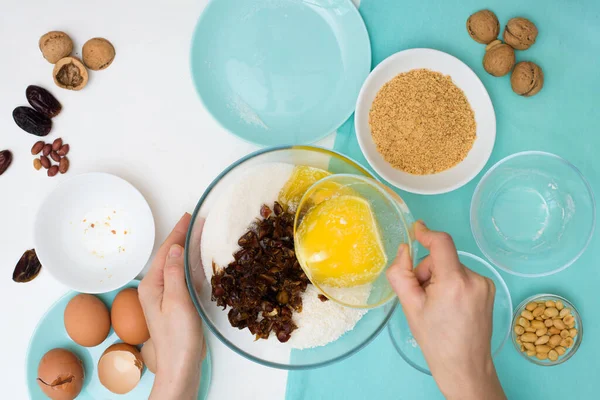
[[111, 288, 150, 345], [140, 338, 157, 373], [37, 348, 85, 400], [64, 294, 111, 347], [98, 343, 144, 394]]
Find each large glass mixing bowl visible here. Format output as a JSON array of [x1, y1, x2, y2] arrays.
[[185, 146, 399, 369], [471, 151, 595, 277]]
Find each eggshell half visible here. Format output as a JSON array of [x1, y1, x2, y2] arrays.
[[98, 343, 144, 394]]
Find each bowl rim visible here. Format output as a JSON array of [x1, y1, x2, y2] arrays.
[[470, 150, 597, 278], [293, 173, 416, 309], [184, 145, 398, 370], [388, 250, 513, 375], [354, 48, 496, 195], [511, 293, 583, 366], [189, 0, 371, 147]]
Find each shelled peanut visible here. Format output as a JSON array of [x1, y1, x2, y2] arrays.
[[514, 299, 578, 362]]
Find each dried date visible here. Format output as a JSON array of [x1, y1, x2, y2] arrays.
[[26, 85, 62, 118], [0, 150, 13, 175], [13, 249, 42, 283], [13, 106, 52, 136]]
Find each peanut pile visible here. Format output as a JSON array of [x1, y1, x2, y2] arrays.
[[514, 299, 578, 362]]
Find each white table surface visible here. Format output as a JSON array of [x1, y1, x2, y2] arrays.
[[0, 0, 335, 398]]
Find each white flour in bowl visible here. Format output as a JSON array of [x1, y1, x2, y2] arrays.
[[201, 162, 368, 349]]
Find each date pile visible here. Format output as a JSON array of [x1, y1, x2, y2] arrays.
[[31, 138, 70, 176], [211, 202, 310, 343]]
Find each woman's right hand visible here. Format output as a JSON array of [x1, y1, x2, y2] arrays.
[[386, 221, 506, 400]]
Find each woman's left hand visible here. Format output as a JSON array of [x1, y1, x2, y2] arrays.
[[139, 213, 206, 400]]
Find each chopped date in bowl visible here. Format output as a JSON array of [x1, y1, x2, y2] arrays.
[[211, 202, 310, 343]]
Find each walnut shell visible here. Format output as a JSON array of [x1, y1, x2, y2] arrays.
[[504, 17, 538, 50], [82, 38, 115, 71], [53, 57, 89, 91], [511, 61, 544, 97], [466, 10, 499, 44], [483, 40, 515, 77], [39, 31, 73, 64]]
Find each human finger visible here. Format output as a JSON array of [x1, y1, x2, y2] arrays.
[[414, 221, 464, 279], [141, 213, 191, 301], [163, 244, 188, 307], [387, 244, 426, 314]]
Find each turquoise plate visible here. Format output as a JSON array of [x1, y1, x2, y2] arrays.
[[190, 0, 371, 146], [26, 280, 211, 399]]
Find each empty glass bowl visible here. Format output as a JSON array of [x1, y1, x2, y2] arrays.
[[471, 151, 595, 277], [512, 294, 583, 366], [185, 146, 400, 369], [388, 251, 512, 375], [294, 174, 416, 309]]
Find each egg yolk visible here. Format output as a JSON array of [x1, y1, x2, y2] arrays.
[[279, 166, 332, 209], [295, 195, 387, 287]]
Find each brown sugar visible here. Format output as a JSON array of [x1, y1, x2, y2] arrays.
[[369, 69, 476, 175]]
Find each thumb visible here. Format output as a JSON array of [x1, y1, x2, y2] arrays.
[[163, 244, 187, 306], [386, 244, 425, 315]]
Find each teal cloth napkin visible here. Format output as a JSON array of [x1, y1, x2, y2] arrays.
[[286, 0, 600, 399]]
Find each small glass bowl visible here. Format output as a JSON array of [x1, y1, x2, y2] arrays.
[[471, 151, 595, 277], [512, 294, 583, 366], [388, 251, 513, 375], [294, 174, 417, 309]]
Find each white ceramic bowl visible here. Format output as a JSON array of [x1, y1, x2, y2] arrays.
[[34, 173, 155, 293], [355, 48, 496, 195]]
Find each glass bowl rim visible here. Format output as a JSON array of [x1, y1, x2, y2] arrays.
[[511, 293, 583, 366], [184, 145, 398, 370], [470, 150, 597, 278], [388, 250, 513, 376], [293, 173, 415, 309]]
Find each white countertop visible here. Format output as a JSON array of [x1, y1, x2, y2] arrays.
[[0, 0, 334, 398]]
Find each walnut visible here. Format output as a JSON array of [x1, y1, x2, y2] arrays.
[[466, 10, 499, 44], [82, 38, 116, 71], [53, 57, 89, 91], [504, 17, 538, 50], [483, 40, 515, 77], [511, 62, 543, 97], [39, 31, 73, 64]]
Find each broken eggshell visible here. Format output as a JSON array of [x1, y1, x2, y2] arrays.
[[98, 343, 144, 394], [37, 348, 84, 400]]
